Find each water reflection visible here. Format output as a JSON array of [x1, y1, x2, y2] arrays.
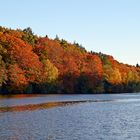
[[0, 94, 44, 99], [1, 94, 140, 107], [0, 100, 113, 113], [1, 97, 140, 113]]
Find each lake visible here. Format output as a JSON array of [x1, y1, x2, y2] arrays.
[[1, 94, 140, 140]]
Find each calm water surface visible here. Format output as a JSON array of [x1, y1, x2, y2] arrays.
[[1, 94, 140, 140]]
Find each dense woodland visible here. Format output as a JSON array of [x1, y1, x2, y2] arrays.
[[0, 26, 140, 94]]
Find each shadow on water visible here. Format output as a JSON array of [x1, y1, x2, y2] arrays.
[[0, 100, 114, 113]]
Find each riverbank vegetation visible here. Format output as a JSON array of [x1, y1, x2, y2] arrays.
[[0, 26, 140, 94]]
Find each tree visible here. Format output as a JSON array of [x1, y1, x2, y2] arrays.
[[0, 26, 140, 94], [23, 27, 33, 35], [22, 27, 37, 46], [54, 35, 60, 41], [0, 55, 6, 89], [42, 59, 58, 83], [136, 63, 140, 67], [7, 64, 28, 92], [34, 59, 58, 93]]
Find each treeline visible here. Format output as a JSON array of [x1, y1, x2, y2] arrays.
[[0, 26, 140, 94]]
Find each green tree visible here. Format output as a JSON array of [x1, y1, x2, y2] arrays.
[[22, 27, 37, 46]]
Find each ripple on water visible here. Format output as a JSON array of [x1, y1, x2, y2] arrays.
[[1, 94, 140, 140]]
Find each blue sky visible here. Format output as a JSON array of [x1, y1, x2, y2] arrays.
[[1, 0, 140, 65]]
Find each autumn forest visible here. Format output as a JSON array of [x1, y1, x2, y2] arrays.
[[0, 26, 140, 94]]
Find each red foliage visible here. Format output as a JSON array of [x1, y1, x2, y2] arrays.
[[7, 64, 28, 91]]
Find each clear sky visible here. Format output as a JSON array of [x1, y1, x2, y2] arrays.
[[1, 0, 140, 65]]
